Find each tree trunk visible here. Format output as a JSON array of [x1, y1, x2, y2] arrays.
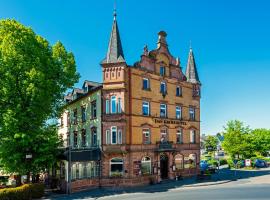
[[15, 175, 22, 186], [26, 172, 30, 183]]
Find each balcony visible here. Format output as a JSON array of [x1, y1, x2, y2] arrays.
[[156, 141, 174, 152]]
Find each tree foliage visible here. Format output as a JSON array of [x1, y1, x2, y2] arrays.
[[204, 135, 218, 152], [0, 19, 79, 175], [222, 120, 270, 159]]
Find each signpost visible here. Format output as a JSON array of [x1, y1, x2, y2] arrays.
[[245, 159, 251, 167]]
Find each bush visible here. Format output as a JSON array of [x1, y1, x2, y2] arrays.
[[0, 183, 44, 200], [29, 183, 45, 199], [207, 159, 218, 167], [219, 159, 228, 165]]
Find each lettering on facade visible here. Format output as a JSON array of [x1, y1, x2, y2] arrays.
[[153, 118, 187, 126]]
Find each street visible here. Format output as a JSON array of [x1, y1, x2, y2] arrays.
[[44, 168, 270, 200]]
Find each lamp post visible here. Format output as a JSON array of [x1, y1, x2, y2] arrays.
[[25, 153, 32, 183]]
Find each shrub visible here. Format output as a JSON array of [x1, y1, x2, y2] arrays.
[[219, 159, 228, 165], [207, 159, 218, 167], [29, 183, 45, 199], [0, 183, 44, 200]]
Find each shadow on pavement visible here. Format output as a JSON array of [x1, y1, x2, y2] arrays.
[[45, 167, 270, 200]]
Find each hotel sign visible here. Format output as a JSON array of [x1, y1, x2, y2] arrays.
[[153, 118, 187, 126]]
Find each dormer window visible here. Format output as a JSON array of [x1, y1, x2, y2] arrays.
[[160, 66, 165, 76]]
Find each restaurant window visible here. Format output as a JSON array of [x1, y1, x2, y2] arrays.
[[81, 106, 86, 122], [81, 129, 86, 147], [176, 106, 182, 119], [73, 131, 78, 148], [160, 82, 167, 95], [160, 103, 167, 118], [111, 126, 117, 144], [141, 157, 151, 175], [142, 78, 150, 90], [142, 129, 150, 144], [110, 158, 123, 176], [91, 127, 97, 147], [91, 101, 97, 119], [184, 154, 196, 169], [160, 66, 165, 76], [111, 96, 117, 114], [176, 86, 182, 97], [190, 130, 196, 144], [189, 107, 195, 121], [105, 99, 110, 114], [142, 101, 150, 116], [176, 129, 183, 144], [73, 109, 77, 125], [175, 154, 184, 170]]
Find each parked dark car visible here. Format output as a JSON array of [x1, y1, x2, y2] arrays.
[[254, 159, 268, 168]]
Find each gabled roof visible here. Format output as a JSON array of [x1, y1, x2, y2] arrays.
[[101, 11, 125, 64], [83, 80, 101, 88], [185, 48, 200, 84]]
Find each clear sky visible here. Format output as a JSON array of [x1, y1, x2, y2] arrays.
[[1, 0, 270, 135]]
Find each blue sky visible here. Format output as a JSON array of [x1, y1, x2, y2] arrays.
[[1, 0, 270, 135]]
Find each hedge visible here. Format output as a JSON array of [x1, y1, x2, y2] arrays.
[[0, 183, 44, 200]]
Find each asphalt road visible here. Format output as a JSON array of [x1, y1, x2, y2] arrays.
[[46, 168, 270, 200]]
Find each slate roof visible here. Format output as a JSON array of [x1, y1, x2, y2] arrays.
[[102, 12, 125, 64], [185, 48, 200, 84]]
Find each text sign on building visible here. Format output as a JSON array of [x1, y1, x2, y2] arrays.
[[153, 118, 187, 126]]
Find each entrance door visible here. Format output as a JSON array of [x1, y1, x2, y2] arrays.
[[160, 154, 168, 179]]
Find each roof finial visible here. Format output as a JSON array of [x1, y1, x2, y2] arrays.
[[189, 40, 192, 50], [113, 0, 117, 20]]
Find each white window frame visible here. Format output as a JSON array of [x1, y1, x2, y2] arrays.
[[110, 158, 124, 176], [176, 129, 183, 144], [189, 107, 195, 121], [142, 78, 149, 90], [141, 157, 152, 175], [142, 129, 150, 144], [111, 126, 117, 144], [190, 130, 196, 144], [176, 106, 182, 119], [106, 99, 110, 114], [111, 96, 117, 114], [142, 101, 150, 116], [160, 103, 167, 118], [160, 82, 166, 94], [176, 86, 182, 96]]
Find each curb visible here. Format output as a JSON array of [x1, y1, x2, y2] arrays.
[[183, 179, 234, 187]]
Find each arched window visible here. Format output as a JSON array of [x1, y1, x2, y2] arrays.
[[175, 154, 183, 170], [110, 158, 123, 176], [184, 154, 196, 169], [111, 96, 117, 114], [141, 157, 151, 175]]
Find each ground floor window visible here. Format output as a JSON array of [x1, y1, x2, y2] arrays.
[[184, 154, 196, 169], [110, 158, 123, 177], [71, 161, 100, 180], [141, 157, 151, 175], [175, 154, 184, 170]]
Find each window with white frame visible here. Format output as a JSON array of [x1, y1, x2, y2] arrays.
[[118, 98, 122, 113], [110, 158, 123, 176], [189, 107, 195, 121], [106, 130, 110, 144], [141, 157, 151, 175], [105, 99, 110, 114], [160, 103, 167, 118], [111, 126, 117, 144], [175, 154, 184, 170], [160, 66, 165, 76], [142, 78, 150, 90], [160, 82, 166, 95], [176, 106, 182, 119], [111, 96, 117, 114], [176, 129, 183, 144], [118, 129, 122, 144], [190, 130, 196, 144], [142, 101, 150, 116], [142, 129, 150, 144], [161, 129, 168, 142]]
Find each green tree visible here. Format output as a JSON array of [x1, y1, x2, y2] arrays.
[[204, 135, 218, 152], [250, 129, 270, 156], [222, 120, 254, 159], [0, 19, 79, 177]]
